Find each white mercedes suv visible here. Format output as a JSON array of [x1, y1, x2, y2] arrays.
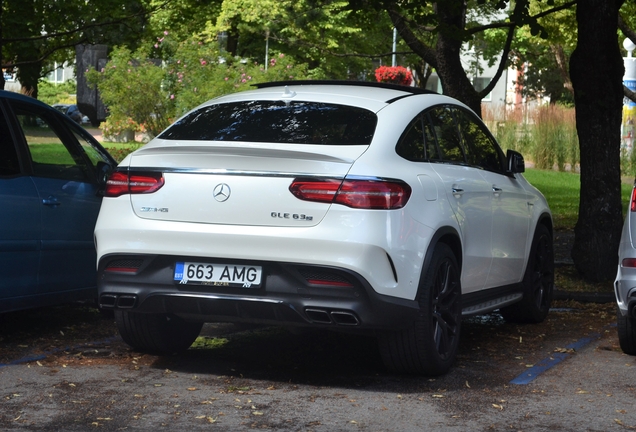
[[95, 81, 554, 375]]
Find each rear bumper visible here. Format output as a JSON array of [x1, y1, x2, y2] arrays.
[[97, 254, 420, 331], [615, 265, 636, 319]]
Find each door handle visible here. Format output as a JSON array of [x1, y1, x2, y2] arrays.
[[42, 196, 61, 206], [451, 186, 464, 196], [492, 185, 503, 195]]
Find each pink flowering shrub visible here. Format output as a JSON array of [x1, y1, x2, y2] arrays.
[[374, 66, 413, 86]]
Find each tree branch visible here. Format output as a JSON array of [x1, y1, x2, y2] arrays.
[[385, 3, 438, 68], [619, 13, 636, 46], [477, 14, 516, 99]]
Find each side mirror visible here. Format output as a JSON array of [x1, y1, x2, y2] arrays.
[[96, 161, 113, 188], [507, 149, 525, 173]]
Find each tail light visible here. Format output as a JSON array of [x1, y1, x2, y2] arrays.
[[622, 258, 636, 268], [105, 170, 164, 197], [289, 177, 411, 209], [631, 188, 636, 212]]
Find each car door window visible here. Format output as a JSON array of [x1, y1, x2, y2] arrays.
[[0, 107, 20, 176], [396, 114, 440, 162], [454, 108, 503, 172], [428, 106, 465, 163], [70, 126, 113, 168], [11, 103, 91, 181]]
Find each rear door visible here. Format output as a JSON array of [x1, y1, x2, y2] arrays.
[[427, 106, 493, 293], [0, 101, 40, 301], [453, 108, 531, 288], [8, 100, 105, 294]]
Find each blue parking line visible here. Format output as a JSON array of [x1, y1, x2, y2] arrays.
[[510, 332, 604, 385], [0, 336, 119, 369]]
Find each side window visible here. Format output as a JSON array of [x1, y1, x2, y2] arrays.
[[428, 106, 465, 163], [396, 116, 426, 161], [0, 108, 21, 176], [70, 126, 112, 168], [11, 102, 91, 181], [396, 114, 441, 162], [454, 108, 503, 172]]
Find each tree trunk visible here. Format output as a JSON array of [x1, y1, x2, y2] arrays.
[[16, 60, 42, 99], [569, 0, 625, 282], [433, 0, 483, 116]]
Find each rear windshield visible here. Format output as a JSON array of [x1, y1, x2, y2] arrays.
[[158, 101, 377, 145]]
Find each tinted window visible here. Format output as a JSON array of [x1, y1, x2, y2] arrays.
[[0, 108, 20, 176], [396, 117, 426, 161], [454, 108, 502, 171], [11, 102, 91, 181], [159, 101, 377, 145], [428, 106, 465, 163], [396, 115, 440, 162]]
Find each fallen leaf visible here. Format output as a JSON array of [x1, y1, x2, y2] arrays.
[[492, 404, 504, 410], [252, 411, 263, 416], [465, 381, 470, 388], [432, 394, 445, 398]]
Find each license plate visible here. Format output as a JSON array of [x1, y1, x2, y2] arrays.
[[174, 262, 262, 287]]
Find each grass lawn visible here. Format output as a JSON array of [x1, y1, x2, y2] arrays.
[[523, 168, 630, 293], [523, 168, 632, 231]]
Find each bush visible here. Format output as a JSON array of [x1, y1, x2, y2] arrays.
[[87, 33, 313, 140], [38, 81, 78, 106]]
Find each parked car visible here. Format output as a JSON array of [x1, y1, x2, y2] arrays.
[[615, 183, 636, 354], [95, 81, 554, 375], [52, 103, 86, 124], [0, 90, 116, 314]]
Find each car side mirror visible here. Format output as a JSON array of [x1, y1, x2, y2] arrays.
[[96, 161, 113, 188], [507, 149, 525, 173]]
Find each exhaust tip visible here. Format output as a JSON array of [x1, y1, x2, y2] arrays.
[[99, 294, 117, 309], [330, 311, 360, 326], [116, 295, 138, 309], [305, 308, 332, 324]]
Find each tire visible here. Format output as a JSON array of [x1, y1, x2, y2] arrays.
[[379, 243, 462, 376], [115, 310, 203, 354], [500, 224, 554, 324], [617, 306, 636, 355]]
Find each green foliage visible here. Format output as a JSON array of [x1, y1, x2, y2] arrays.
[[2, 0, 148, 95], [37, 81, 78, 106], [103, 143, 143, 162], [86, 46, 173, 138], [86, 34, 312, 138]]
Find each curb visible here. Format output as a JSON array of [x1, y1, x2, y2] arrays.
[[553, 290, 615, 304]]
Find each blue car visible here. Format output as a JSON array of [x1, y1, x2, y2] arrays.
[[0, 90, 116, 314]]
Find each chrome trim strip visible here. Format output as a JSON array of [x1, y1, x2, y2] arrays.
[[118, 166, 395, 182], [119, 167, 343, 179], [161, 292, 284, 304]]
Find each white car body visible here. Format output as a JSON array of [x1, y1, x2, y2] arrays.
[[95, 81, 553, 375], [614, 184, 636, 354]]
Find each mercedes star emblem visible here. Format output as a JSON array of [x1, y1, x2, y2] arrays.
[[213, 183, 231, 202]]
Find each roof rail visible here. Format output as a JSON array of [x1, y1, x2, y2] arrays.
[[252, 80, 437, 95]]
